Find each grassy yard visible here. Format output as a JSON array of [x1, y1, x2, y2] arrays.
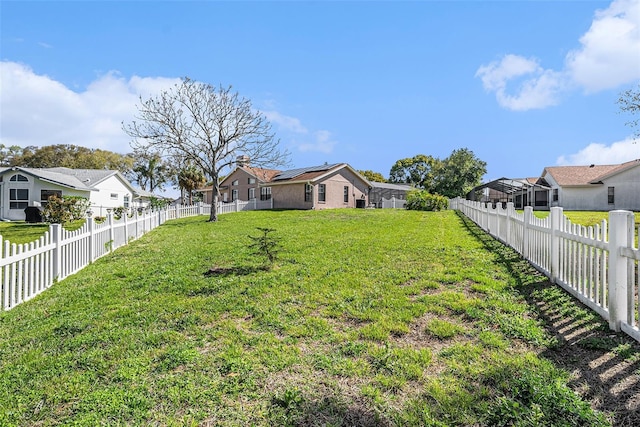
[[0, 220, 85, 245], [0, 209, 638, 426], [530, 210, 640, 228]]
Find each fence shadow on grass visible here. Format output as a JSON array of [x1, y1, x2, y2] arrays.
[[455, 211, 640, 427]]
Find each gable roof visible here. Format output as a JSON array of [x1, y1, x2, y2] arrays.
[[240, 166, 282, 182], [268, 163, 369, 187], [0, 166, 135, 192], [543, 159, 640, 186]]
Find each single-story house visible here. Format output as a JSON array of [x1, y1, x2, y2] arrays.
[[466, 158, 640, 211], [0, 166, 148, 221], [368, 182, 414, 208], [267, 163, 371, 210], [541, 159, 640, 211]]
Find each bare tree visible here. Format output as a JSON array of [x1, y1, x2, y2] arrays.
[[123, 78, 289, 221], [618, 84, 640, 141]]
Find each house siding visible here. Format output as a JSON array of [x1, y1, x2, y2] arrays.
[[271, 167, 369, 210], [544, 165, 640, 211], [218, 168, 263, 203], [0, 170, 136, 220]]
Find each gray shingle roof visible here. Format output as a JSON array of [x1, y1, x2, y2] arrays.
[[1, 167, 120, 191]]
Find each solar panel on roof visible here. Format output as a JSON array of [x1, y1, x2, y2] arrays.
[[272, 164, 341, 181]]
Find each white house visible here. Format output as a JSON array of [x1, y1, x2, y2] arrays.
[[0, 167, 149, 221], [541, 159, 640, 211]]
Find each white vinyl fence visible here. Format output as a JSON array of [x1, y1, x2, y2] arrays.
[[0, 199, 273, 311], [380, 197, 407, 209], [450, 198, 640, 343]]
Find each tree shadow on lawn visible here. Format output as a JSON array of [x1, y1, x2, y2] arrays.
[[455, 211, 640, 427]]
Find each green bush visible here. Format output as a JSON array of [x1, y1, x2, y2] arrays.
[[405, 190, 448, 211], [42, 195, 90, 224]]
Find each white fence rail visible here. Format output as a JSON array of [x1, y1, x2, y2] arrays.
[[1, 199, 272, 311], [450, 198, 640, 343]]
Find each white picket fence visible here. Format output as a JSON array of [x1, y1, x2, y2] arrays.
[[0, 199, 273, 311], [450, 198, 640, 343]]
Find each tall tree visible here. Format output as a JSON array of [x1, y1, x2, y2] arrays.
[[123, 78, 289, 221], [177, 165, 206, 205], [618, 84, 640, 141], [433, 148, 487, 198], [358, 169, 387, 183], [388, 154, 442, 190], [11, 144, 133, 174], [129, 150, 173, 192]]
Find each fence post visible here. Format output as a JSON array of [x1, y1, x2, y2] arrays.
[[123, 210, 129, 244], [87, 214, 95, 262], [607, 210, 632, 332], [51, 223, 62, 281], [270, 197, 273, 210], [107, 210, 115, 252], [549, 207, 563, 284], [505, 202, 513, 245], [522, 207, 532, 259], [235, 199, 240, 212]]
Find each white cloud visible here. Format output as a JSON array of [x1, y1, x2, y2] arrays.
[[0, 61, 180, 153], [477, 0, 640, 110], [475, 55, 565, 110], [566, 0, 640, 92], [556, 137, 640, 165], [298, 130, 337, 154], [261, 108, 338, 154], [262, 110, 308, 134]]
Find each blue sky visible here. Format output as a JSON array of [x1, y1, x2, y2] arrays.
[[2, 0, 639, 194]]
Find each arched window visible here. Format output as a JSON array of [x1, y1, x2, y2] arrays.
[[9, 174, 28, 182]]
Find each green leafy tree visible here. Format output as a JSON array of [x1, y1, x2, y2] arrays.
[[0, 144, 32, 166], [618, 84, 640, 141], [358, 169, 387, 182], [12, 144, 134, 175], [433, 148, 487, 198], [389, 154, 442, 190], [123, 78, 290, 222], [177, 165, 206, 205]]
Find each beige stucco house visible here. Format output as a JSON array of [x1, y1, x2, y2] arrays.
[[268, 163, 371, 210]]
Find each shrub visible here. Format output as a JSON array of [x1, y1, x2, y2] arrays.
[[42, 195, 90, 224], [406, 190, 448, 211]]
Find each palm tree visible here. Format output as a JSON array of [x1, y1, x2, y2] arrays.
[[178, 165, 206, 205], [131, 152, 172, 192]]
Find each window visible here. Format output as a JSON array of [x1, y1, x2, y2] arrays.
[[608, 187, 615, 204], [305, 184, 313, 202], [552, 188, 558, 202], [260, 187, 271, 201], [110, 193, 118, 200], [248, 188, 255, 199], [223, 192, 228, 202], [232, 180, 239, 186], [318, 184, 326, 202], [10, 188, 28, 209], [344, 186, 349, 203], [41, 190, 62, 206], [124, 195, 130, 208], [9, 174, 28, 182], [232, 189, 238, 201], [248, 178, 256, 184]]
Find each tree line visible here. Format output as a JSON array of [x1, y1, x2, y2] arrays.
[[358, 147, 487, 199]]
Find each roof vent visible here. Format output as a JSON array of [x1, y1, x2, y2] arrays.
[[589, 164, 595, 168]]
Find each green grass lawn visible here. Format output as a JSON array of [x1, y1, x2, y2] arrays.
[[0, 209, 635, 426], [0, 220, 85, 245]]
